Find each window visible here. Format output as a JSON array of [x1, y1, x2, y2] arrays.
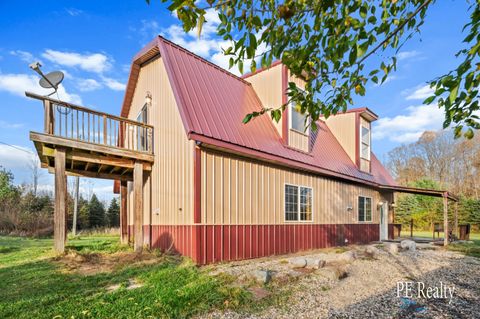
[[289, 89, 309, 134], [358, 196, 372, 222], [360, 125, 370, 160], [285, 184, 313, 221], [136, 104, 148, 151], [290, 103, 308, 133]]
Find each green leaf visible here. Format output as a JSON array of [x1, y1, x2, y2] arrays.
[[349, 46, 357, 65], [449, 83, 459, 104], [242, 113, 253, 124], [423, 96, 435, 104], [271, 109, 281, 123], [464, 128, 474, 139]]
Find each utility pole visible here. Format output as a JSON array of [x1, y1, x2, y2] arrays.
[[72, 176, 79, 236]]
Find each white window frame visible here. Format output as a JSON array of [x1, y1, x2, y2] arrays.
[[360, 124, 371, 160], [284, 183, 313, 222], [288, 89, 309, 135], [358, 195, 373, 222]]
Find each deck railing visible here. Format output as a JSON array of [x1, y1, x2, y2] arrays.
[[26, 92, 154, 154]]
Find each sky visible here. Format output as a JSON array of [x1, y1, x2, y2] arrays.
[[0, 0, 472, 201]]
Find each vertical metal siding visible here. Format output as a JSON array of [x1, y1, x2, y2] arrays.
[[324, 113, 357, 165], [126, 57, 194, 228]]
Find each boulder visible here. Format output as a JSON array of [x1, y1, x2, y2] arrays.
[[290, 257, 307, 268], [365, 245, 380, 258], [306, 258, 326, 269], [400, 239, 416, 251], [334, 250, 357, 264], [384, 242, 399, 254], [318, 266, 348, 281], [252, 270, 272, 284]]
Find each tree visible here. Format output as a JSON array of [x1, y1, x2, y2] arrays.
[[152, 0, 480, 137], [0, 166, 18, 203], [106, 198, 120, 227], [87, 194, 105, 228], [386, 130, 480, 197]]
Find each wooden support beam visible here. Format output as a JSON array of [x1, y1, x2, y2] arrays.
[[443, 193, 449, 247], [41, 145, 152, 171], [47, 166, 133, 181], [54, 148, 67, 253], [454, 201, 459, 239], [120, 180, 128, 245], [133, 161, 143, 252]]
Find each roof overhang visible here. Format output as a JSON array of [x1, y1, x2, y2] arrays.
[[378, 185, 458, 201]]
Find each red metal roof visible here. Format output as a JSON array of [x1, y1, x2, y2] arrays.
[[122, 36, 396, 188]]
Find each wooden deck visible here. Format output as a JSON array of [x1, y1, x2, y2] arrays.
[[27, 92, 154, 253]]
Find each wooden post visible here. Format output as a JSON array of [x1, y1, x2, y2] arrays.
[[454, 201, 458, 239], [54, 148, 67, 253], [443, 193, 449, 246], [410, 218, 413, 238], [133, 161, 143, 252], [120, 180, 128, 244]]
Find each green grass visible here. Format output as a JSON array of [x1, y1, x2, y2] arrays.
[[0, 235, 250, 319], [399, 230, 480, 241]]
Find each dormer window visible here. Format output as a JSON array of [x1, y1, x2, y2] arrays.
[[289, 103, 308, 134], [360, 124, 370, 160]]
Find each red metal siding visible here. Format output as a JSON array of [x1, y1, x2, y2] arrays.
[[142, 223, 380, 265]]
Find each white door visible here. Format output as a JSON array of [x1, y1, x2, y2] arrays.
[[380, 202, 388, 241]]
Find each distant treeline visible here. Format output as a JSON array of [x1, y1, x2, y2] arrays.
[[385, 130, 480, 231], [0, 166, 119, 236]]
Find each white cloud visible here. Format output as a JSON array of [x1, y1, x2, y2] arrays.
[[42, 49, 112, 74], [101, 76, 125, 91], [9, 50, 35, 63], [0, 144, 35, 170], [397, 50, 421, 61], [404, 84, 434, 101], [65, 8, 83, 16], [0, 73, 82, 104], [0, 120, 24, 129], [373, 104, 444, 143], [77, 78, 102, 91]]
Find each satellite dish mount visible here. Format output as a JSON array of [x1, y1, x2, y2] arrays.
[[29, 62, 64, 97]]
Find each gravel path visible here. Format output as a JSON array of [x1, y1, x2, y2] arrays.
[[202, 245, 480, 319]]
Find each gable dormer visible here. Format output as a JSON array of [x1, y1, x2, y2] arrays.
[[324, 108, 377, 173], [244, 62, 309, 152]]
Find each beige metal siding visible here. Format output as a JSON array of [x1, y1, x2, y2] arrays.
[[245, 64, 283, 135], [288, 129, 309, 152], [288, 70, 306, 90], [201, 149, 385, 225], [127, 56, 194, 226], [324, 113, 356, 164]]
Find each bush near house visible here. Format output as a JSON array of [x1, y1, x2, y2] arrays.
[[0, 166, 121, 236]]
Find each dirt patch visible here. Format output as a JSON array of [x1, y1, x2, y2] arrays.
[[54, 251, 163, 275]]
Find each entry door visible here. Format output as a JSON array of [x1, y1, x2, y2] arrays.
[[379, 202, 388, 241]]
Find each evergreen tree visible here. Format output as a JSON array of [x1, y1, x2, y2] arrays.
[[106, 198, 120, 227], [88, 194, 105, 228]]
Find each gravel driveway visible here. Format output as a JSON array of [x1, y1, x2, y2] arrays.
[[202, 244, 480, 318]]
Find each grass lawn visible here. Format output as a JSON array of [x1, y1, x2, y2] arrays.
[[398, 230, 480, 258], [399, 230, 480, 241], [0, 235, 250, 319]]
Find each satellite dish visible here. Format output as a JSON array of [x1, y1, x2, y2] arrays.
[[39, 71, 64, 89]]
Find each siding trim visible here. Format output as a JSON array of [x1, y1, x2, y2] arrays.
[[282, 65, 289, 145]]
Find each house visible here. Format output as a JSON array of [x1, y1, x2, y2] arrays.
[[116, 36, 399, 265], [28, 36, 459, 263]]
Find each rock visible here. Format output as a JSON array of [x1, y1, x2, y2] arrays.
[[333, 251, 357, 264], [290, 257, 307, 268], [365, 245, 380, 258], [384, 242, 399, 254], [252, 269, 272, 284], [400, 240, 416, 251], [306, 258, 326, 269], [318, 266, 348, 281]]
